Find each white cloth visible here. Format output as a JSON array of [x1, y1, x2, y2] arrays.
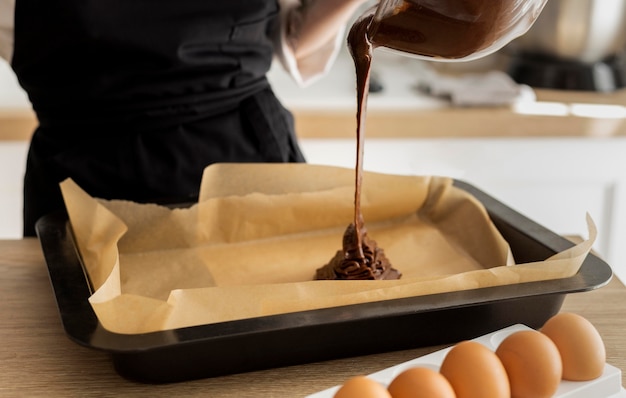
[[421, 70, 535, 107], [0, 0, 341, 86]]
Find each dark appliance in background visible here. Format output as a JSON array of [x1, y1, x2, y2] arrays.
[[507, 0, 626, 92]]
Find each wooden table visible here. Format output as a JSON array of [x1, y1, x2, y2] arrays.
[[1, 238, 624, 397]]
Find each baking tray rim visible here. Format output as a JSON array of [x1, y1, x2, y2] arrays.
[[36, 179, 614, 354]]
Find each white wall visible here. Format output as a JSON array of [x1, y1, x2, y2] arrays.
[[0, 59, 29, 237], [0, 59, 30, 107]]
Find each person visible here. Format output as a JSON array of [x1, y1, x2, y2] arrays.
[[0, 0, 370, 236]]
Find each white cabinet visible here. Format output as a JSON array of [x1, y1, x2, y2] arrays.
[[1, 136, 625, 282], [300, 137, 626, 282], [0, 142, 28, 238]]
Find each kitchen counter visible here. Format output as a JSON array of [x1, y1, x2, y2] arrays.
[[1, 238, 624, 397], [289, 87, 626, 138], [267, 53, 626, 139], [3, 88, 626, 140], [2, 53, 626, 141]]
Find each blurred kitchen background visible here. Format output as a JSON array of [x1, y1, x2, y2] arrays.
[[2, 0, 626, 282]]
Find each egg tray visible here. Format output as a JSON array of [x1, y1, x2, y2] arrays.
[[307, 324, 625, 397], [36, 180, 613, 383]]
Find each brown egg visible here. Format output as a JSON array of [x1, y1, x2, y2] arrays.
[[440, 341, 510, 398], [495, 330, 562, 398], [334, 375, 392, 398], [387, 367, 456, 398], [541, 312, 606, 381]]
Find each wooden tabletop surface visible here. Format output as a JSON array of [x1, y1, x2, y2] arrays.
[[3, 88, 626, 141], [1, 238, 624, 397]]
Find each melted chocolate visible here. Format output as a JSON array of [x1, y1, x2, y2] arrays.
[[315, 14, 400, 281]]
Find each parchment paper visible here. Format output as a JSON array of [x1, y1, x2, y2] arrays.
[[60, 163, 596, 334]]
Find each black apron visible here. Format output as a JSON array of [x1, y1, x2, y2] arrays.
[[12, 0, 305, 236]]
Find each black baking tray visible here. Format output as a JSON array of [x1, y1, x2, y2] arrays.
[[36, 180, 613, 383]]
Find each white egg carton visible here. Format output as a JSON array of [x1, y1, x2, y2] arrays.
[[307, 324, 625, 398]]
